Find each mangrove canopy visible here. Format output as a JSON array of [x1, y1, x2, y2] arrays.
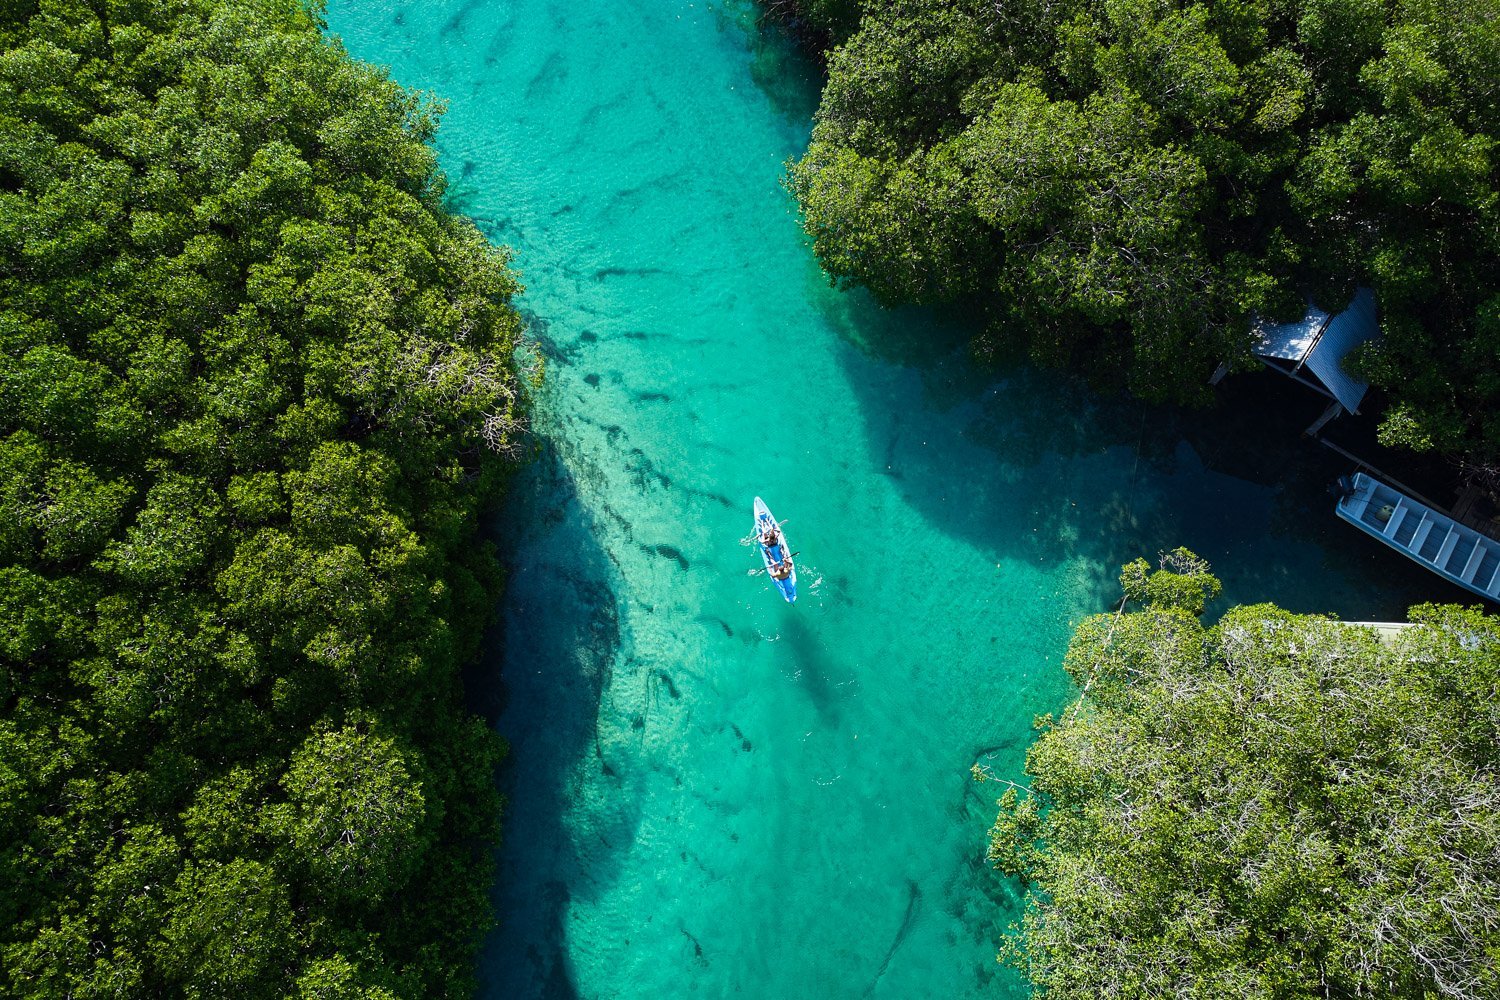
[[988, 552, 1500, 998], [787, 0, 1500, 465], [0, 0, 530, 994]]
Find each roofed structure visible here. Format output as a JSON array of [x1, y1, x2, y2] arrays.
[[1251, 287, 1378, 413]]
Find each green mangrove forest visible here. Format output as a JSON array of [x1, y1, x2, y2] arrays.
[[988, 552, 1500, 999], [1, 0, 528, 994], [786, 0, 1500, 468]]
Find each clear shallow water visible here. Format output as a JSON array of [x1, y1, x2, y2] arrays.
[[324, 2, 1442, 997]]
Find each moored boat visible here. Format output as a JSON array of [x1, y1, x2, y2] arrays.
[[1336, 472, 1500, 602]]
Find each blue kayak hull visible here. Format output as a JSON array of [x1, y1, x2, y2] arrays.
[[753, 496, 796, 603]]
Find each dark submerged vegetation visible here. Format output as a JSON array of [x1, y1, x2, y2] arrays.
[[786, 0, 1500, 467], [0, 0, 531, 994], [987, 552, 1500, 999]]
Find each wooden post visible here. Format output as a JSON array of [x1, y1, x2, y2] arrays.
[[1304, 401, 1343, 436]]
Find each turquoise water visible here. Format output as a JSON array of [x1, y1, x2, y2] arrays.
[[323, 2, 1441, 996]]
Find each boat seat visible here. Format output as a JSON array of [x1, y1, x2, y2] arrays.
[[1444, 534, 1476, 574], [1462, 542, 1488, 583], [1435, 529, 1461, 569], [1410, 515, 1434, 553], [1476, 550, 1500, 593]]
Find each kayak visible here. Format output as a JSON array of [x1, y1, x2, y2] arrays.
[[753, 496, 796, 603], [753, 497, 796, 603]]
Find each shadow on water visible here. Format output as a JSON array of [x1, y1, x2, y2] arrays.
[[477, 440, 644, 1000], [864, 879, 923, 998], [712, 0, 824, 126], [812, 282, 1437, 618], [778, 611, 843, 725], [743, 23, 822, 124]]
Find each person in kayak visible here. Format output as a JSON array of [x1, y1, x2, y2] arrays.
[[760, 520, 791, 580]]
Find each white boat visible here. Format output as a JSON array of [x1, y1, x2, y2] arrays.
[[1336, 472, 1500, 601]]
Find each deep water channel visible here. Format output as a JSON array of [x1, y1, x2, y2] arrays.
[[325, 1, 1440, 996]]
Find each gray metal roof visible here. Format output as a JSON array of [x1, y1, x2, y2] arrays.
[[1252, 302, 1329, 361], [1252, 287, 1378, 412]]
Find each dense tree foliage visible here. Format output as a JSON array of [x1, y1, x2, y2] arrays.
[[987, 552, 1500, 998], [787, 0, 1500, 462], [0, 0, 530, 994]]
